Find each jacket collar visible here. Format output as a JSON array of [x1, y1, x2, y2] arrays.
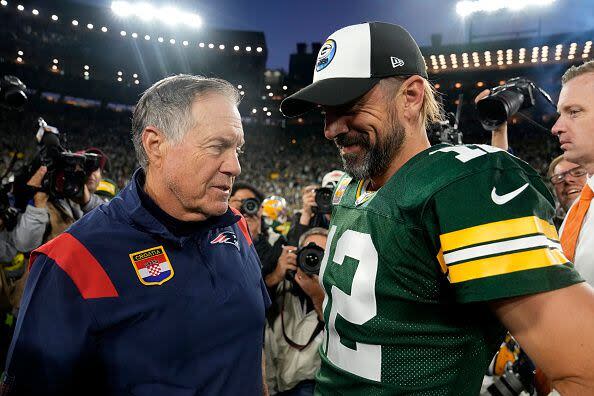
[[114, 168, 241, 245]]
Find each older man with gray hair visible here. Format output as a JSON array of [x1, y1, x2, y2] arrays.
[[1, 75, 270, 396]]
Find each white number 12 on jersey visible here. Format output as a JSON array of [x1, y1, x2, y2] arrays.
[[319, 225, 381, 381]]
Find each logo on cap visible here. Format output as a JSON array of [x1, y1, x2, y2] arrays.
[[390, 57, 405, 68], [316, 39, 336, 72]]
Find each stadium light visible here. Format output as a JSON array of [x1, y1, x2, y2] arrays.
[[0, 1, 7, 7], [117, 77, 123, 82], [237, 84, 242, 89], [251, 108, 257, 114], [134, 80, 139, 84], [51, 65, 58, 71], [17, 50, 23, 56], [51, 14, 58, 21], [240, 91, 245, 96], [234, 45, 240, 51], [16, 4, 23, 11], [84, 65, 90, 70], [183, 40, 189, 46], [117, 71, 123, 76], [53, 58, 58, 64], [266, 111, 271, 117], [32, 8, 39, 15], [170, 38, 175, 44], [72, 20, 79, 26], [456, 0, 556, 18], [87, 23, 94, 29], [263, 107, 268, 111], [16, 57, 22, 63], [219, 44, 225, 50], [144, 34, 150, 40], [208, 43, 214, 48], [120, 30, 127, 36], [256, 47, 263, 53], [84, 71, 89, 76], [282, 85, 288, 90], [246, 46, 252, 52], [266, 85, 271, 90], [111, 1, 202, 29], [158, 37, 164, 43], [199, 42, 205, 48], [101, 26, 108, 32], [132, 32, 138, 38], [133, 73, 138, 78]]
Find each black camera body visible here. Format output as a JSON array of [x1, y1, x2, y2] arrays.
[[314, 187, 333, 215], [286, 242, 325, 281], [14, 119, 101, 204], [240, 197, 261, 216], [476, 77, 536, 131], [0, 75, 27, 111]]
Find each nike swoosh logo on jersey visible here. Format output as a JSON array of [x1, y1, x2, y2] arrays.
[[491, 183, 529, 205]]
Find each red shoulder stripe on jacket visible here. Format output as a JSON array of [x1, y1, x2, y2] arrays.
[[230, 207, 253, 246], [30, 233, 119, 299]]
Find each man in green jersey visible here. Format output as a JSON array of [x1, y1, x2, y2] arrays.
[[280, 22, 594, 395]]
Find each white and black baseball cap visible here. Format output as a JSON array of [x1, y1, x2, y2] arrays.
[[280, 22, 428, 118]]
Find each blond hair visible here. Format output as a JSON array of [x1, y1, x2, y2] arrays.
[[381, 77, 445, 130], [547, 155, 565, 178], [561, 60, 594, 85]]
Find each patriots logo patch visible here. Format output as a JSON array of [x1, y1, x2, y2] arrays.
[[210, 231, 240, 251]]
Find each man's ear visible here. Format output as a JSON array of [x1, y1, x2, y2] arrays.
[[142, 126, 166, 168], [400, 75, 425, 125]]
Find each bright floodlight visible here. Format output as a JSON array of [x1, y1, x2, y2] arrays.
[[32, 8, 39, 15], [0, 1, 7, 7], [51, 14, 58, 21], [456, 0, 556, 17], [111, 1, 202, 29]]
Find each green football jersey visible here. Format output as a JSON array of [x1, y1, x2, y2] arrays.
[[316, 144, 582, 396]]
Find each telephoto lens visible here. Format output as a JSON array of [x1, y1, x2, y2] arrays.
[[240, 197, 261, 216]]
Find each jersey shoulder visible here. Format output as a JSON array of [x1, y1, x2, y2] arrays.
[[384, 143, 541, 208]]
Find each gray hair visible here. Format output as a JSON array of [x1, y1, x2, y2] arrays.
[[131, 74, 240, 169], [298, 227, 329, 248]]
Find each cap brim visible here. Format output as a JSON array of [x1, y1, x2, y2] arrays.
[[280, 77, 381, 118]]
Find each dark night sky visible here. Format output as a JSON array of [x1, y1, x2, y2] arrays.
[[81, 0, 594, 70]]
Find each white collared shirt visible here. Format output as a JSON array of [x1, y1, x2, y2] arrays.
[[560, 175, 594, 286]]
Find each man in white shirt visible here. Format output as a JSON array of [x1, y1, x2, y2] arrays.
[[552, 60, 594, 286]]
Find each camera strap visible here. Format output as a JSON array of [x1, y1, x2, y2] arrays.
[[280, 282, 324, 351]]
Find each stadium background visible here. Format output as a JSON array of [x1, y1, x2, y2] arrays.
[[0, 0, 592, 209]]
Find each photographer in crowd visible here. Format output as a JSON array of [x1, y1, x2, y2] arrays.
[[286, 170, 342, 246], [547, 155, 587, 227], [230, 182, 286, 281], [265, 227, 326, 396]]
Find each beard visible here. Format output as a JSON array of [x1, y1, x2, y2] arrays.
[[335, 117, 406, 181]]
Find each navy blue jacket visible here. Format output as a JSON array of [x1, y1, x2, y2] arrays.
[[2, 171, 270, 395]]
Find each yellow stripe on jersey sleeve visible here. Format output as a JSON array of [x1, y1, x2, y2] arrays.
[[440, 216, 558, 253], [448, 247, 569, 283]]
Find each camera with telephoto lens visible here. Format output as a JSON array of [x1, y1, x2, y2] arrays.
[[314, 187, 333, 214], [13, 118, 101, 205], [285, 242, 325, 281], [240, 197, 261, 216], [0, 75, 27, 111], [476, 77, 538, 131]]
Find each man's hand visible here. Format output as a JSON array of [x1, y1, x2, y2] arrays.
[[294, 268, 325, 321], [27, 166, 48, 208], [299, 188, 317, 226], [71, 184, 91, 206], [475, 88, 509, 150], [264, 245, 297, 288]]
